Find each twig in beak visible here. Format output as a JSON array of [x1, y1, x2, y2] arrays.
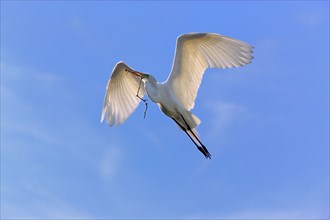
[[125, 68, 148, 118], [136, 77, 148, 119]]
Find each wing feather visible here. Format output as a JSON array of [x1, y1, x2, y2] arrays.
[[101, 61, 146, 126], [164, 33, 254, 110]]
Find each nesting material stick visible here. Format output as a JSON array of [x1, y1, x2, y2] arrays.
[[136, 77, 148, 118]]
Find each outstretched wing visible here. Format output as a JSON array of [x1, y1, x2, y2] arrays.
[[165, 33, 254, 110], [101, 61, 145, 126]]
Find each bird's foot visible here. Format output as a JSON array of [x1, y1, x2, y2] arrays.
[[197, 146, 212, 159]]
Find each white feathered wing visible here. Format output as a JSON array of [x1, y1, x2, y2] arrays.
[[165, 33, 254, 111], [101, 61, 145, 126]]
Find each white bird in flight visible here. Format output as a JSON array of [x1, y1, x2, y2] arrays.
[[101, 33, 254, 159]]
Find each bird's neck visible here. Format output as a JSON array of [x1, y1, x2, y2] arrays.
[[144, 80, 159, 103]]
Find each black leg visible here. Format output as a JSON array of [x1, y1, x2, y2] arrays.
[[179, 114, 212, 159], [172, 117, 211, 159]]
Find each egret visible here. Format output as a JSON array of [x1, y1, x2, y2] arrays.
[[101, 33, 254, 159]]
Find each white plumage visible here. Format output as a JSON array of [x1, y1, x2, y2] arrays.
[[101, 62, 145, 127], [166, 33, 253, 110], [101, 33, 254, 158]]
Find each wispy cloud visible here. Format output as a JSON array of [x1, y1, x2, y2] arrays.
[[69, 16, 97, 49], [222, 206, 329, 220], [296, 8, 327, 28], [2, 183, 91, 219], [1, 61, 63, 88], [138, 125, 165, 152], [1, 61, 123, 219], [99, 145, 123, 182], [204, 100, 250, 140], [1, 62, 60, 145], [184, 202, 329, 220]]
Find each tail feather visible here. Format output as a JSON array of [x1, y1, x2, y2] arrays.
[[191, 113, 201, 128], [174, 111, 201, 131], [181, 111, 201, 129]]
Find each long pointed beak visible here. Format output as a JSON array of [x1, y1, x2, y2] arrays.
[[125, 68, 145, 78]]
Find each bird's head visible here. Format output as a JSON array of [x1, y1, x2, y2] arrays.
[[125, 68, 157, 85], [125, 68, 149, 79]]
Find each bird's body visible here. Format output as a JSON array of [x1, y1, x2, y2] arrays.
[[142, 78, 198, 129], [101, 33, 254, 159]]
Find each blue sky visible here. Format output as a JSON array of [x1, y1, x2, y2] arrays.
[[1, 1, 329, 219]]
